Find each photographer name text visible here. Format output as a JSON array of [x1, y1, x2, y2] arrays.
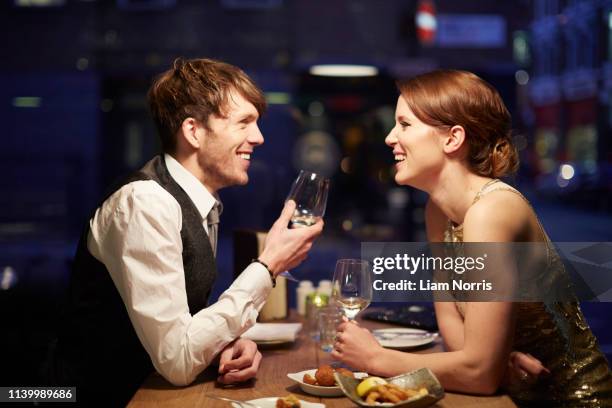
[[373, 279, 493, 291]]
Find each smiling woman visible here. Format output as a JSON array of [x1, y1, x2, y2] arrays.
[[332, 70, 612, 407], [386, 70, 517, 193]]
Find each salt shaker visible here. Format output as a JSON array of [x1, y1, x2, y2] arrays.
[[317, 279, 332, 297], [296, 280, 314, 316]]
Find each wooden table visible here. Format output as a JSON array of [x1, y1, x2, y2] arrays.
[[128, 312, 516, 408]]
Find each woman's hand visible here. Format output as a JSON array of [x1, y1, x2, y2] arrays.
[[331, 320, 385, 373], [502, 351, 550, 390]]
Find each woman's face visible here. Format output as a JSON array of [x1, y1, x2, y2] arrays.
[[385, 95, 447, 188]]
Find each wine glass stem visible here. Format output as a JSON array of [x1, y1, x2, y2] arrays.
[[278, 270, 300, 282]]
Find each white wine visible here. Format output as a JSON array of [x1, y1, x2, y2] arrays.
[[335, 297, 370, 320], [291, 213, 316, 228]]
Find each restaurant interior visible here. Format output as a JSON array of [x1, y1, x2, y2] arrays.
[[1, 0, 611, 400]]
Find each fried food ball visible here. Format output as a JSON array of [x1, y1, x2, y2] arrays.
[[334, 367, 354, 378], [276, 394, 301, 408], [302, 373, 317, 385], [314, 364, 336, 387]]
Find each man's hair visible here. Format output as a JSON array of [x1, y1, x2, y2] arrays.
[[147, 57, 267, 153]]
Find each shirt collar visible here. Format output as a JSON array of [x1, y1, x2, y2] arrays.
[[164, 153, 220, 221]]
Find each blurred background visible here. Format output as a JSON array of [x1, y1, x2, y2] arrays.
[[1, 0, 611, 385]]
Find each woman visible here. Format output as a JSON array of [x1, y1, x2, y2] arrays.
[[332, 70, 612, 406]]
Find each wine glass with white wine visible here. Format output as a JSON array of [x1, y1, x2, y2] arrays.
[[278, 170, 330, 281], [331, 259, 372, 320]]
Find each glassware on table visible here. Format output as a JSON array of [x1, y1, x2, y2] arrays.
[[305, 292, 329, 339], [318, 306, 344, 352], [331, 259, 372, 320], [278, 170, 330, 281]]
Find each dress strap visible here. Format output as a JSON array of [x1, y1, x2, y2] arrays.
[[445, 179, 500, 242], [471, 178, 501, 206]]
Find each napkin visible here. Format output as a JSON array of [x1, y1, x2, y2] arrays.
[[242, 323, 303, 342]]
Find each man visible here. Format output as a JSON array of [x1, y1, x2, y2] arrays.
[[47, 58, 323, 406]]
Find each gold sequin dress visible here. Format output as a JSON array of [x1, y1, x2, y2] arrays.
[[445, 180, 612, 407]]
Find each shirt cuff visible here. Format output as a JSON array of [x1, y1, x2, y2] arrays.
[[233, 262, 273, 310]]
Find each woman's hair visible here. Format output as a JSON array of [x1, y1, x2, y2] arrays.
[[148, 57, 267, 153], [397, 70, 518, 178]]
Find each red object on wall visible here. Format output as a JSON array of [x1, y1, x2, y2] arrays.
[[533, 103, 561, 128], [416, 0, 437, 46], [566, 97, 597, 127], [326, 95, 365, 112]]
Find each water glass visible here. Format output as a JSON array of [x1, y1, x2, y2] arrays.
[[318, 306, 343, 352]]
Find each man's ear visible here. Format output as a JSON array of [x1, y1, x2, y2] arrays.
[[443, 125, 466, 154], [179, 117, 202, 149]]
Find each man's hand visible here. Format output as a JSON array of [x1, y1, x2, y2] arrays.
[[217, 339, 262, 384], [502, 351, 550, 390], [258, 200, 324, 275]]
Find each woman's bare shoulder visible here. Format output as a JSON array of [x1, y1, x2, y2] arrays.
[[463, 189, 531, 241]]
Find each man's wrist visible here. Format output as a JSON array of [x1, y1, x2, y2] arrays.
[[252, 258, 276, 288], [256, 253, 279, 276]]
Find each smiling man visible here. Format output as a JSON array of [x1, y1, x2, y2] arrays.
[[46, 58, 323, 406]]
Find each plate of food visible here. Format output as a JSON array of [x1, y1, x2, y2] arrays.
[[287, 365, 367, 397], [230, 395, 324, 408], [372, 328, 437, 350], [334, 368, 444, 408]]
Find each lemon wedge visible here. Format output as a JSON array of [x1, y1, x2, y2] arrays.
[[356, 376, 387, 397]]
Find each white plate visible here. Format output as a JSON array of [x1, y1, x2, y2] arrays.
[[231, 397, 324, 408], [253, 339, 294, 346], [287, 369, 368, 397], [373, 328, 437, 349], [242, 323, 302, 346]]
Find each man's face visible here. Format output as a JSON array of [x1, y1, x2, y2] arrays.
[[197, 90, 264, 193]]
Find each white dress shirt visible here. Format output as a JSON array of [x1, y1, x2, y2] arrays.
[[87, 154, 271, 386]]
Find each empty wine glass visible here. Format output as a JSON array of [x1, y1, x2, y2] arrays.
[[331, 259, 372, 320], [279, 170, 330, 282]]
